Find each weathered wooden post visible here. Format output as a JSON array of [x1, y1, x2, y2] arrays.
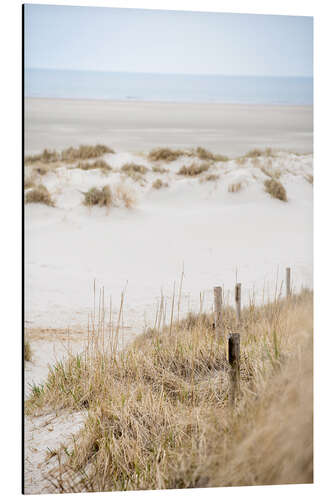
[[286, 267, 291, 298], [214, 286, 223, 340], [235, 283, 241, 325], [228, 333, 240, 406]]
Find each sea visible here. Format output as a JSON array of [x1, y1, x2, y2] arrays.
[[25, 68, 313, 106]]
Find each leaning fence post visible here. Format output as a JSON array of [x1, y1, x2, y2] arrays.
[[228, 333, 240, 406], [235, 283, 241, 325], [286, 267, 291, 297], [214, 286, 223, 340]]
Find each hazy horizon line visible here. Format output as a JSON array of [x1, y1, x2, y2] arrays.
[[26, 67, 313, 79]]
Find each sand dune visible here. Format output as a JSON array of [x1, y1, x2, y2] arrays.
[[24, 99, 313, 493], [24, 147, 313, 340]]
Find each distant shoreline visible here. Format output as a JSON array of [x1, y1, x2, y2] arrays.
[[25, 96, 313, 109], [25, 69, 313, 107]]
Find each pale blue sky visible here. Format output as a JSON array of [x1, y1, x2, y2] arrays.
[[24, 4, 313, 77]]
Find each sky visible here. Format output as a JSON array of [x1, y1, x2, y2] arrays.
[[24, 4, 313, 77]]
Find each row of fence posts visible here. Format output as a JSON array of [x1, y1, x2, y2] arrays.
[[214, 267, 292, 406]]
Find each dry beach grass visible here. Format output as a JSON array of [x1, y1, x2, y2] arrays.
[[75, 159, 112, 174], [25, 287, 312, 492], [25, 184, 54, 206], [23, 145, 313, 212], [228, 182, 243, 193], [82, 183, 137, 209], [25, 144, 115, 165], [264, 178, 287, 202], [177, 163, 210, 177], [24, 143, 312, 490], [152, 178, 168, 189]]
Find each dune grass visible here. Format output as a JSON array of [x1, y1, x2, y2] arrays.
[[228, 182, 243, 193], [201, 174, 220, 183], [152, 166, 169, 174], [26, 285, 312, 493], [121, 164, 149, 184], [148, 148, 188, 162], [235, 148, 274, 165], [148, 147, 228, 163], [25, 184, 54, 206], [82, 184, 136, 209], [194, 147, 229, 162], [83, 186, 112, 208], [121, 163, 148, 175], [76, 160, 112, 175], [152, 178, 168, 189], [61, 145, 114, 162], [24, 176, 36, 190], [25, 149, 59, 164], [264, 178, 287, 202], [243, 148, 274, 159], [24, 339, 32, 362], [25, 145, 114, 165], [177, 163, 210, 177], [34, 165, 50, 176]]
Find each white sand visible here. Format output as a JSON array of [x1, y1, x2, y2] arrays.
[[24, 98, 313, 493], [25, 150, 313, 339], [24, 410, 87, 494]]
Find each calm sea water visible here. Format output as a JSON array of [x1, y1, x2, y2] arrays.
[[25, 69, 313, 105]]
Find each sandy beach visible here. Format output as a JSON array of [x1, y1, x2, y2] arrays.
[[25, 98, 313, 156], [24, 97, 313, 493], [24, 98, 313, 337], [22, 5, 314, 494]]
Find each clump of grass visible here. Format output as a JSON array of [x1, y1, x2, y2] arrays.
[[82, 184, 136, 209], [177, 163, 210, 177], [24, 176, 36, 189], [208, 334, 313, 487], [25, 184, 54, 206], [195, 147, 229, 162], [34, 165, 49, 176], [201, 173, 220, 183], [121, 163, 148, 175], [83, 186, 112, 207], [24, 339, 32, 362], [148, 147, 228, 163], [264, 178, 287, 201], [243, 148, 273, 159], [25, 149, 59, 164], [152, 178, 168, 189], [148, 148, 188, 162], [25, 145, 115, 164], [61, 145, 114, 162], [25, 289, 313, 492], [152, 166, 169, 174], [228, 182, 243, 193], [76, 160, 112, 175], [235, 148, 274, 165]]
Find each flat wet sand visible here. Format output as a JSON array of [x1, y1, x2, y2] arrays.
[[25, 98, 313, 156]]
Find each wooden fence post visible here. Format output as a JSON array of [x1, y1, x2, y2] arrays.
[[214, 286, 223, 340], [228, 333, 240, 406], [286, 267, 291, 297], [235, 283, 241, 325]]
